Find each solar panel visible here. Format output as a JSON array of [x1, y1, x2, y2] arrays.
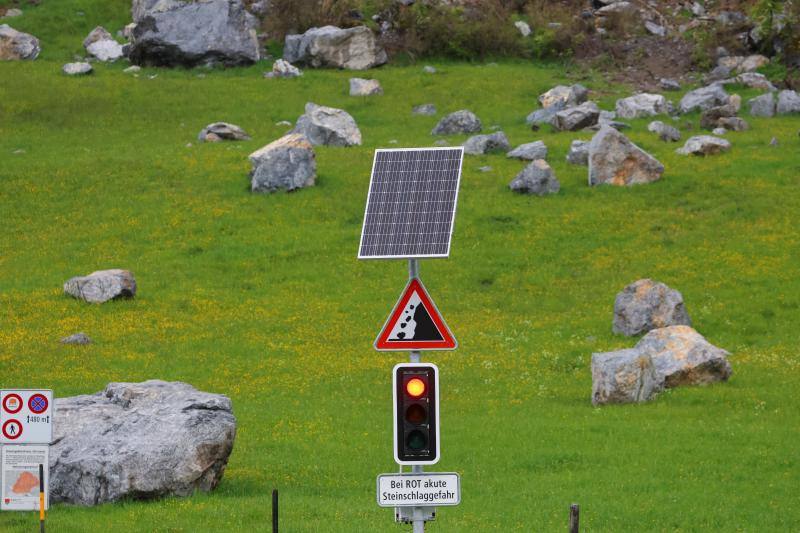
[[358, 147, 464, 260]]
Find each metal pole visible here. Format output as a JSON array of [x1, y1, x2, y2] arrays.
[[569, 503, 579, 533], [408, 258, 424, 532], [272, 489, 279, 533], [39, 464, 45, 533]]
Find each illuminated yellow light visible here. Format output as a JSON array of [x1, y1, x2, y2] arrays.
[[406, 378, 426, 398]]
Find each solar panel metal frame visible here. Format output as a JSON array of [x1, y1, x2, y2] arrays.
[[357, 147, 465, 260]]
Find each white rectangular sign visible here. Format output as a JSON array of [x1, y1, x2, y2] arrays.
[[0, 390, 53, 445], [377, 473, 460, 507], [1, 445, 49, 511]]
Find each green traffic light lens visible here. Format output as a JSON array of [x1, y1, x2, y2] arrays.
[[406, 430, 427, 451], [405, 403, 427, 424]]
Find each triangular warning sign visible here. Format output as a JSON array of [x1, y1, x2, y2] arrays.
[[375, 278, 457, 351]]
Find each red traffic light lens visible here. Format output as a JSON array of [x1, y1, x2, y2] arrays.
[[405, 403, 427, 424], [406, 378, 426, 398]]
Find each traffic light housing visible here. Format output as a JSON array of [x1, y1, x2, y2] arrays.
[[393, 363, 439, 465]]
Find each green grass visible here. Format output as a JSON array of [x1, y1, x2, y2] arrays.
[[2, 1, 800, 531]]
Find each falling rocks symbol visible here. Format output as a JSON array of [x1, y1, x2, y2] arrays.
[[391, 302, 443, 342]]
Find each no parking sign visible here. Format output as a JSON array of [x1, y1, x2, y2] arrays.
[[0, 390, 53, 445]]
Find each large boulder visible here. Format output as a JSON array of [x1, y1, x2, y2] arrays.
[[132, 0, 184, 22], [591, 349, 662, 405], [538, 84, 588, 109], [613, 279, 691, 336], [634, 326, 732, 388], [509, 159, 560, 195], [615, 93, 668, 119], [0, 24, 40, 60], [198, 122, 251, 142], [130, 0, 259, 67], [291, 102, 362, 146], [431, 110, 482, 136], [553, 102, 600, 132], [748, 93, 775, 117], [63, 269, 137, 304], [676, 135, 730, 156], [249, 133, 316, 193], [51, 380, 236, 505], [776, 90, 800, 115], [588, 126, 664, 186], [463, 132, 510, 155], [679, 84, 729, 114], [283, 25, 387, 70], [507, 140, 547, 161]]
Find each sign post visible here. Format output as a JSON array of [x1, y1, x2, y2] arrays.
[[0, 389, 53, 526]]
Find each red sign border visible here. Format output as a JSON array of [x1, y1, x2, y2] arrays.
[[375, 278, 457, 351], [2, 419, 22, 440], [2, 393, 23, 414], [28, 393, 49, 414]]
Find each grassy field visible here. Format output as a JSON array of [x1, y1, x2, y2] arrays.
[[2, 1, 800, 531]]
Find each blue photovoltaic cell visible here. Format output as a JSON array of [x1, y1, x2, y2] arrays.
[[358, 148, 464, 259]]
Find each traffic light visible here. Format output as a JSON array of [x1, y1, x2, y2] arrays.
[[393, 363, 439, 465]]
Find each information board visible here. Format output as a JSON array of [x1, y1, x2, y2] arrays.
[[376, 472, 460, 507], [1, 445, 49, 511], [0, 390, 53, 445]]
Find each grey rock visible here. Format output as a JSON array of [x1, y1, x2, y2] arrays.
[[272, 58, 301, 78], [292, 102, 362, 146], [699, 103, 738, 129], [739, 54, 769, 73], [613, 279, 691, 336], [691, 1, 705, 16], [647, 120, 681, 142], [422, 65, 436, 74], [132, 0, 184, 22], [463, 132, 510, 155], [3, 8, 22, 17], [553, 101, 600, 132], [123, 65, 141, 73], [538, 84, 588, 109], [679, 84, 729, 114], [705, 65, 731, 83], [64, 269, 137, 304], [525, 104, 561, 128], [198, 122, 251, 142], [718, 116, 749, 132], [776, 90, 800, 115], [634, 326, 732, 388], [566, 140, 589, 165], [509, 159, 560, 195], [0, 24, 40, 60], [676, 135, 731, 156], [616, 93, 668, 119], [712, 127, 727, 136], [477, 165, 492, 173], [507, 140, 547, 161], [432, 139, 449, 146], [644, 20, 666, 36], [130, 0, 259, 67], [770, 137, 779, 146], [588, 126, 664, 186], [412, 104, 436, 116], [249, 133, 316, 193], [83, 26, 113, 49], [51, 380, 236, 505], [659, 78, 680, 91], [60, 333, 92, 345], [431, 110, 482, 135], [591, 349, 662, 405], [349, 77, 382, 96], [283, 25, 386, 70], [62, 62, 93, 76], [87, 39, 124, 62], [726, 72, 776, 91], [514, 20, 531, 37], [123, 22, 137, 40]]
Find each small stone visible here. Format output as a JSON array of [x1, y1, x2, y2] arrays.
[[566, 140, 589, 165], [509, 159, 560, 195], [770, 137, 779, 146], [647, 120, 681, 142], [3, 8, 22, 17], [123, 65, 141, 73], [700, 103, 738, 129], [349, 77, 382, 96], [423, 65, 436, 74], [86, 39, 124, 62], [198, 122, 251, 142], [431, 110, 482, 136], [553, 101, 600, 132], [718, 116, 749, 132], [60, 333, 92, 345], [83, 26, 113, 49], [712, 127, 727, 135], [514, 20, 531, 37], [526, 106, 560, 128], [507, 140, 547, 161], [644, 20, 666, 36], [478, 166, 492, 173], [659, 78, 680, 91], [463, 132, 511, 155], [739, 54, 769, 73], [275, 120, 292, 126], [676, 135, 731, 156], [292, 102, 362, 146], [62, 62, 93, 75], [272, 58, 302, 78], [412, 104, 437, 116]]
